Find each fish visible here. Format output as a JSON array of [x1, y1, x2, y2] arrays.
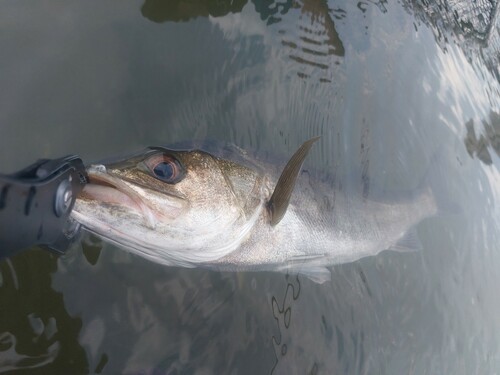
[[71, 138, 442, 283]]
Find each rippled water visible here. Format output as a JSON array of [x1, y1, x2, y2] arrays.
[[1, 0, 499, 374]]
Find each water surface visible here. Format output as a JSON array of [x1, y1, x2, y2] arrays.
[[0, 0, 499, 373]]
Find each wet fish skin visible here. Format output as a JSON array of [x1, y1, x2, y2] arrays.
[[72, 141, 438, 283]]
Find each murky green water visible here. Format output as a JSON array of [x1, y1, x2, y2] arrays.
[[1, 0, 499, 373]]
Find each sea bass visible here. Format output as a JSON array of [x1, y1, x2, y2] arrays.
[[72, 138, 439, 283]]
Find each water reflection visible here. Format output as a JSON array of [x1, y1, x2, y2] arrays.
[[141, 0, 247, 22], [140, 0, 295, 23], [464, 110, 500, 165], [141, 0, 345, 82], [406, 0, 499, 82], [282, 0, 345, 81], [0, 251, 87, 373], [357, 0, 388, 14], [53, 237, 281, 374], [270, 275, 301, 374], [142, 0, 498, 82]]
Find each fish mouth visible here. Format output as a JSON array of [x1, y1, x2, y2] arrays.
[[78, 165, 170, 229]]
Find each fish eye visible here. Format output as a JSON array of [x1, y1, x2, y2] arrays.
[[144, 153, 184, 183]]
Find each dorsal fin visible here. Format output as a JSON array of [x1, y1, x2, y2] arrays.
[[267, 137, 320, 226]]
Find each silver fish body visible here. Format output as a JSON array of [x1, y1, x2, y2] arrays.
[[72, 141, 438, 283]]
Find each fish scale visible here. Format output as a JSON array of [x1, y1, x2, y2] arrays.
[[72, 139, 440, 283]]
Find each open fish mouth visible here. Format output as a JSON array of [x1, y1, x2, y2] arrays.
[[79, 165, 160, 228]]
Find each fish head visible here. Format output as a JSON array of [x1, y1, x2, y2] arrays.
[[72, 147, 268, 265]]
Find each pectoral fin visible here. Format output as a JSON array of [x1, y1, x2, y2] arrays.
[[295, 265, 331, 284], [390, 228, 423, 252], [278, 254, 332, 284], [267, 137, 320, 226]]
